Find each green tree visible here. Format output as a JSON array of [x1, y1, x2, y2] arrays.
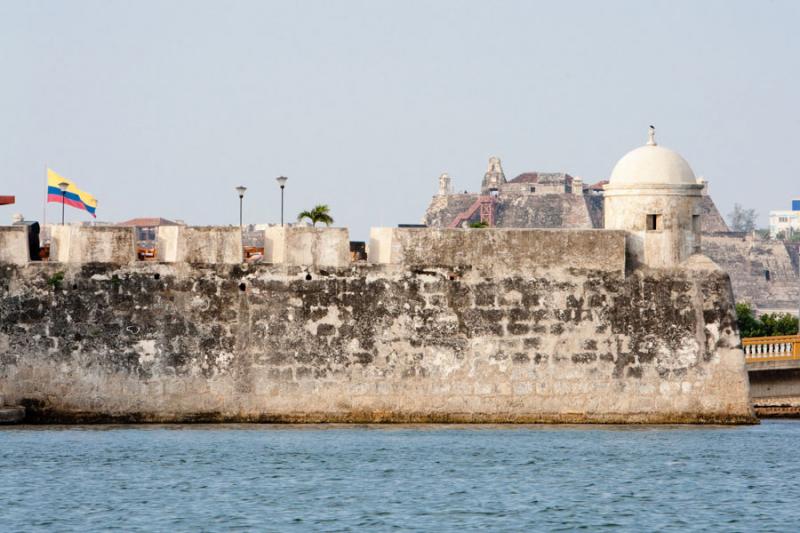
[[468, 221, 489, 228], [760, 312, 799, 336], [735, 303, 763, 337], [728, 203, 758, 232], [736, 302, 799, 337], [297, 204, 334, 227]]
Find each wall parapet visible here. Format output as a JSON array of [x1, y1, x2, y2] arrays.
[[0, 225, 629, 275], [369, 228, 626, 275]]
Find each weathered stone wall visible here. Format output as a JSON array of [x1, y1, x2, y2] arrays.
[[495, 194, 596, 229], [0, 232, 753, 423], [422, 194, 479, 227], [702, 233, 800, 314], [698, 196, 729, 232], [423, 193, 601, 229], [423, 191, 724, 233], [369, 228, 625, 275]]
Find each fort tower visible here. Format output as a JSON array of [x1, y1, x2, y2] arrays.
[[437, 172, 452, 196], [480, 156, 506, 193], [604, 127, 703, 268]]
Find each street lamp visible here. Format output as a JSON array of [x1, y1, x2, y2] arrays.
[[58, 182, 69, 225], [235, 186, 247, 228], [276, 176, 288, 226]]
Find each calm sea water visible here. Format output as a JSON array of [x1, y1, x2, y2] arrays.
[[1, 421, 799, 532]]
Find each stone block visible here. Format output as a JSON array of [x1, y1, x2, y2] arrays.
[[264, 226, 350, 267], [0, 226, 29, 265], [49, 225, 136, 264], [157, 226, 242, 264], [156, 225, 180, 262]]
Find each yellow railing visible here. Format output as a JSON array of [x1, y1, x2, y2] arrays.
[[743, 335, 800, 363]]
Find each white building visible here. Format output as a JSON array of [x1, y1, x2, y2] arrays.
[[769, 200, 800, 238]]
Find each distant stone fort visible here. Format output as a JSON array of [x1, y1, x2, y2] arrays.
[[424, 145, 799, 316], [0, 130, 756, 423]]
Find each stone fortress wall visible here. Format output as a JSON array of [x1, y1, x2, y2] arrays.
[[0, 223, 754, 423], [424, 161, 798, 315], [702, 232, 800, 314]]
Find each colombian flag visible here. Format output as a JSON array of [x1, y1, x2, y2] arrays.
[[47, 169, 97, 218]]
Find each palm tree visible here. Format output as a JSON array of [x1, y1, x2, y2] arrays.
[[297, 204, 334, 227]]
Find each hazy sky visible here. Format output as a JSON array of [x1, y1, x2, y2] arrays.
[[1, 0, 798, 239]]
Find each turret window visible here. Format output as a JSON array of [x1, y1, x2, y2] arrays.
[[646, 214, 662, 231]]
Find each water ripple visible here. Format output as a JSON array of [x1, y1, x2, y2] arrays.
[[1, 422, 799, 532]]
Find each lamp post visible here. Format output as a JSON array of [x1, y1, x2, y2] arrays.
[[58, 182, 69, 225], [235, 186, 247, 228], [276, 176, 288, 226]]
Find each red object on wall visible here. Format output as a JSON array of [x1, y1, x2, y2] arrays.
[[0, 196, 15, 206]]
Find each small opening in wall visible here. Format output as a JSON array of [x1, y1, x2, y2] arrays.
[[72, 284, 78, 290], [692, 214, 701, 233], [765, 270, 771, 281], [239, 282, 246, 291], [305, 273, 312, 281], [154, 273, 160, 280], [646, 214, 662, 231], [529, 186, 536, 193]]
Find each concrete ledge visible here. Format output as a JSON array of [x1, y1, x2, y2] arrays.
[[0, 406, 25, 424], [264, 226, 350, 267], [752, 396, 800, 418], [369, 228, 626, 274], [0, 226, 29, 265], [747, 359, 800, 372]]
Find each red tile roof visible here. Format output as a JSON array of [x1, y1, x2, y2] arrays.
[[0, 195, 15, 206]]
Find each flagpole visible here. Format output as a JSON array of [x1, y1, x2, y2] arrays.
[[43, 164, 47, 228]]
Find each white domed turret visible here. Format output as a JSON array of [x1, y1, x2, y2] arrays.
[[610, 130, 696, 185], [604, 127, 703, 269]]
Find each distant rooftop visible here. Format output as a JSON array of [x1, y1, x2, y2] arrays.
[[509, 172, 538, 184], [117, 217, 180, 227], [508, 172, 574, 184]]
